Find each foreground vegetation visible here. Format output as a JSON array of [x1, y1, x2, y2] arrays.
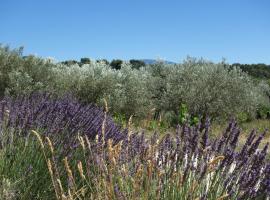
[[0, 94, 269, 199]]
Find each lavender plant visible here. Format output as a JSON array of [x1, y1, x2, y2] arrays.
[[0, 94, 269, 199], [0, 93, 126, 148], [33, 118, 270, 199]]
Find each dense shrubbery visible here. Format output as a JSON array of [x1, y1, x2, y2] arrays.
[[0, 94, 269, 199], [232, 63, 270, 80], [0, 46, 56, 97], [1, 45, 270, 124], [167, 59, 269, 120]]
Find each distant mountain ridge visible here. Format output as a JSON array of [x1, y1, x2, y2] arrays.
[[141, 59, 176, 65]]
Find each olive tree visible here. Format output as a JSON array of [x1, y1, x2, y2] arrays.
[[162, 58, 270, 121], [107, 64, 153, 119], [52, 62, 118, 104]]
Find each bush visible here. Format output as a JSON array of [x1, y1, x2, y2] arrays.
[[129, 59, 145, 70], [1, 45, 270, 123], [110, 59, 123, 70], [161, 58, 270, 121], [0, 45, 24, 97], [53, 62, 118, 104], [107, 64, 153, 119], [0, 45, 56, 97], [0, 93, 126, 144]]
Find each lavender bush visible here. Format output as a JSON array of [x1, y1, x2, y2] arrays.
[[24, 118, 269, 199], [0, 94, 269, 199], [0, 93, 127, 147]]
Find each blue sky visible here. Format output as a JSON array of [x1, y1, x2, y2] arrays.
[[1, 0, 270, 63]]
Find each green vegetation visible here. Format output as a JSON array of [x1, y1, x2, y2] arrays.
[[1, 45, 269, 126], [0, 45, 270, 199], [232, 63, 270, 80]]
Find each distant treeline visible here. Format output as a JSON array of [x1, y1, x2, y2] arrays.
[[61, 58, 270, 80], [61, 58, 145, 70], [231, 63, 270, 80]]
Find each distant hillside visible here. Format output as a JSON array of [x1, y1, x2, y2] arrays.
[[141, 59, 176, 65]]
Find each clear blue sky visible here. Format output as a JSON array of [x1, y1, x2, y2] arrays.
[[1, 0, 270, 63]]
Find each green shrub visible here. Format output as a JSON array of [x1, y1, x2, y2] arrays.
[[1, 45, 270, 123], [0, 45, 56, 96], [161, 57, 270, 121], [257, 104, 270, 119]]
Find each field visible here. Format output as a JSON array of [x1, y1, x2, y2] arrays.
[[0, 46, 270, 199]]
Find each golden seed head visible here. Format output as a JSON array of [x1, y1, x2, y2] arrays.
[[56, 179, 64, 194], [45, 137, 54, 154], [203, 146, 212, 153], [32, 130, 44, 149], [4, 109, 10, 119], [63, 157, 73, 180], [47, 159, 53, 176], [84, 135, 91, 150], [147, 160, 153, 178], [128, 115, 133, 128], [216, 194, 229, 200], [68, 189, 72, 198], [114, 141, 122, 159], [127, 115, 133, 140], [112, 157, 117, 166], [119, 140, 123, 147], [108, 139, 113, 149], [158, 169, 165, 178], [208, 156, 225, 166], [121, 164, 127, 175], [61, 194, 68, 200], [95, 134, 99, 144], [77, 161, 86, 180], [103, 98, 108, 113], [101, 119, 106, 145], [136, 164, 144, 179], [78, 135, 85, 150]]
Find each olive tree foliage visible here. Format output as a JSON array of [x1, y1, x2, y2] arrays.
[[1, 45, 269, 122], [0, 45, 55, 97], [52, 62, 118, 104], [52, 62, 152, 118], [107, 64, 153, 119], [161, 58, 270, 120], [146, 62, 171, 117], [0, 45, 23, 97]]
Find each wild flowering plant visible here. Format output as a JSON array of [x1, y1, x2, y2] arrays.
[[0, 93, 126, 149], [33, 118, 270, 199], [0, 94, 269, 199]]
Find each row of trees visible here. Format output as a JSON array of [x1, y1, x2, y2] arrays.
[[61, 58, 270, 81], [1, 45, 269, 124], [61, 58, 146, 70], [232, 63, 270, 82]]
